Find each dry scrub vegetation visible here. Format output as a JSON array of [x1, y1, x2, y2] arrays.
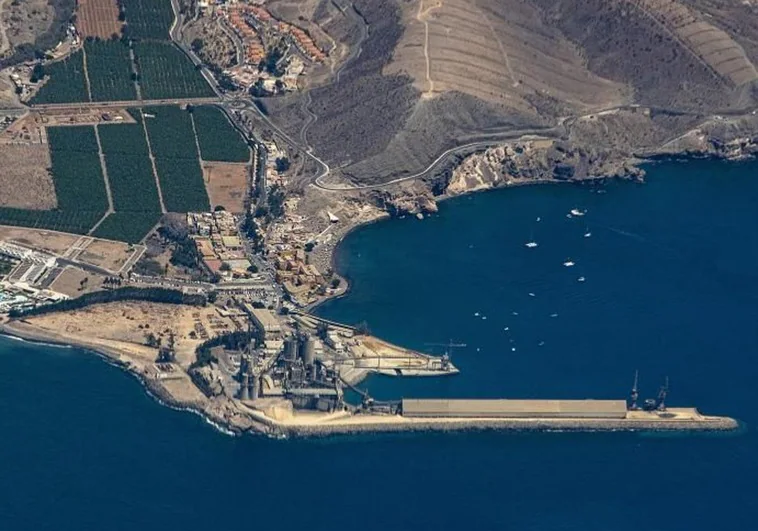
[[264, 0, 758, 185]]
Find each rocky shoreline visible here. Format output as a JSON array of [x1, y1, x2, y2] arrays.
[[0, 323, 741, 439]]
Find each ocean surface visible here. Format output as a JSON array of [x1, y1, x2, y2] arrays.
[[2, 159, 757, 530]]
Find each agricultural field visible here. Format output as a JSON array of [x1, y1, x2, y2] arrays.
[[29, 51, 90, 104], [92, 212, 161, 244], [85, 39, 138, 102], [192, 106, 250, 163], [98, 118, 149, 155], [153, 157, 209, 213], [77, 0, 123, 39], [0, 209, 105, 235], [47, 126, 109, 212], [101, 153, 161, 212], [143, 106, 209, 212], [134, 41, 215, 100], [0, 126, 107, 234], [143, 105, 198, 159], [98, 120, 162, 241], [121, 0, 175, 40]]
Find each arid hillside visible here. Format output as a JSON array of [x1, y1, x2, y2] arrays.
[[265, 0, 758, 185]]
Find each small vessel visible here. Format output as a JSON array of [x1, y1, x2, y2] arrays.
[[570, 208, 587, 217], [525, 241, 538, 248], [536, 217, 541, 222], [528, 292, 536, 297], [563, 260, 575, 267], [584, 231, 592, 238], [578, 276, 586, 282]]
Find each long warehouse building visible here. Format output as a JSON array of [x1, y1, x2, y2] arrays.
[[401, 399, 628, 419]]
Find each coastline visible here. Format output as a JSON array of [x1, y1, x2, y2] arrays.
[[0, 320, 740, 438], [3, 153, 755, 439]]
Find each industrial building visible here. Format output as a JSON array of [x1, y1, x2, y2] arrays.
[[244, 306, 282, 339], [401, 399, 628, 419]]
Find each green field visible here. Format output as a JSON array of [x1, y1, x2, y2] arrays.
[[0, 126, 107, 234], [98, 119, 150, 156], [153, 157, 209, 213], [0, 209, 104, 235], [134, 41, 215, 100], [121, 0, 175, 40], [192, 106, 250, 163], [29, 51, 89, 104], [98, 119, 162, 241], [92, 212, 162, 243], [143, 105, 198, 159], [102, 152, 162, 213], [47, 127, 109, 212], [85, 39, 138, 102]]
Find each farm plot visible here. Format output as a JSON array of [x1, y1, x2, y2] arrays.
[[134, 41, 215, 100], [143, 106, 209, 212], [85, 39, 138, 102], [47, 126, 109, 212], [101, 152, 161, 212], [121, 0, 175, 40], [143, 105, 198, 159], [153, 158, 209, 213], [192, 106, 250, 163], [77, 0, 123, 39], [0, 126, 107, 234], [0, 209, 105, 235], [98, 118, 150, 155], [30, 51, 90, 105], [92, 212, 161, 243]]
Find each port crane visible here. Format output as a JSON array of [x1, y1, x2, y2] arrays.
[[632, 372, 669, 412]]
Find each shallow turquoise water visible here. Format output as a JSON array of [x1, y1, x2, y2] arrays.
[[1, 158, 757, 530]]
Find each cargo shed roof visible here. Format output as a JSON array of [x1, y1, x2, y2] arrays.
[[401, 399, 627, 417]]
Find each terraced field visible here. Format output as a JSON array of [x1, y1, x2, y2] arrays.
[[386, 0, 627, 114], [632, 0, 758, 86]]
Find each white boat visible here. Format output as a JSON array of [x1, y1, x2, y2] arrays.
[[570, 208, 586, 217], [563, 260, 575, 267], [525, 241, 538, 248], [578, 276, 586, 282], [584, 231, 592, 238]]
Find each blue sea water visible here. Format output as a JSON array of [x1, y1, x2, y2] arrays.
[[2, 159, 757, 530]]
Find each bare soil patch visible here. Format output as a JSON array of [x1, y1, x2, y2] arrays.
[[0, 225, 79, 254], [49, 267, 105, 297], [77, 0, 122, 39], [0, 144, 56, 210], [26, 301, 241, 366], [203, 162, 249, 213], [76, 238, 139, 272]]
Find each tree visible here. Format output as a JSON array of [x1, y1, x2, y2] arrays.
[[30, 63, 45, 83], [220, 262, 231, 272], [191, 38, 204, 54], [330, 278, 341, 289], [247, 264, 259, 273], [275, 157, 290, 173], [145, 333, 159, 348], [304, 242, 315, 252]]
